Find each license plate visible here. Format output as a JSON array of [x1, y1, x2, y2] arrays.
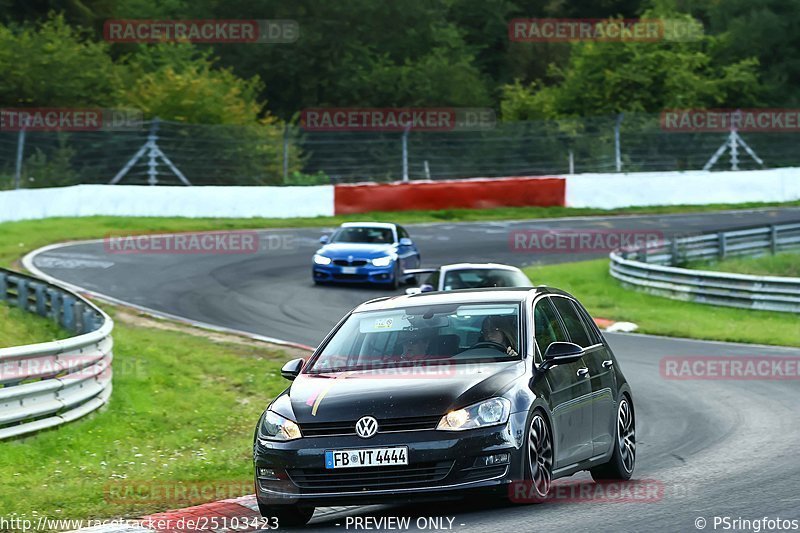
[[325, 447, 408, 469], [340, 266, 358, 274]]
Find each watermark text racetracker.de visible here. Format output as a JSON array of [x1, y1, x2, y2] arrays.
[[104, 19, 298, 43], [510, 229, 664, 254], [661, 356, 800, 380], [103, 231, 295, 255]]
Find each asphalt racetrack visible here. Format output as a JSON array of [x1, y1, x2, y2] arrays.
[[28, 208, 800, 532]]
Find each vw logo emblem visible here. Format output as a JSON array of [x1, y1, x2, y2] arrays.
[[348, 255, 354, 263], [355, 416, 378, 439]]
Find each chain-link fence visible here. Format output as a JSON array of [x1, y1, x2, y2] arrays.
[[1, 114, 798, 189]]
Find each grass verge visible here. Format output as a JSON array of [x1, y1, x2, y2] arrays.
[[2, 199, 799, 267], [525, 259, 800, 347], [0, 307, 291, 522], [0, 302, 69, 348], [688, 251, 800, 278]]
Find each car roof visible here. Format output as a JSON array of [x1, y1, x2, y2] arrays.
[[340, 222, 397, 229], [354, 286, 569, 313], [441, 263, 523, 272]]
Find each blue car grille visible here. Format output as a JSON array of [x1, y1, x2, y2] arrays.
[[333, 259, 368, 266]]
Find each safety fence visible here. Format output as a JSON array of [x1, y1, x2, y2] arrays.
[[610, 222, 800, 313], [0, 268, 113, 440]]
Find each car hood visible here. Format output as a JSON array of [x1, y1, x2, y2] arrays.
[[275, 361, 524, 424], [316, 243, 396, 259]]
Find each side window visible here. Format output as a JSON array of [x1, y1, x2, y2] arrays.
[[425, 270, 440, 289], [397, 226, 410, 240], [552, 297, 592, 348], [533, 298, 568, 357], [574, 301, 603, 346]]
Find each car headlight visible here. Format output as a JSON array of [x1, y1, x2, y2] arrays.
[[371, 255, 394, 267], [436, 398, 511, 431], [313, 254, 332, 265], [259, 410, 302, 441]]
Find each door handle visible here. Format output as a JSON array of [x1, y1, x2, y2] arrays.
[[602, 360, 614, 368], [577, 368, 590, 378]]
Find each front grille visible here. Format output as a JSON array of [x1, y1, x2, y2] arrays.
[[333, 259, 368, 266], [288, 461, 453, 492], [301, 415, 441, 437]]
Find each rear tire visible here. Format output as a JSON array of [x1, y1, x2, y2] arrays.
[[257, 503, 314, 527], [590, 394, 635, 481], [391, 263, 401, 290]]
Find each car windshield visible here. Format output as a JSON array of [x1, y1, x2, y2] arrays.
[[306, 302, 521, 373], [330, 227, 395, 244], [442, 269, 532, 290]]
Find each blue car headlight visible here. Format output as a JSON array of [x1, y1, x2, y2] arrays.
[[313, 254, 332, 265], [371, 255, 394, 267], [436, 398, 511, 431]]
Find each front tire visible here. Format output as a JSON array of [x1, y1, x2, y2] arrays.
[[591, 394, 635, 481], [257, 503, 314, 527], [390, 262, 401, 290], [519, 410, 553, 503]]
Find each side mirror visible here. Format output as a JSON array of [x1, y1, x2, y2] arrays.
[[319, 235, 329, 244], [399, 237, 413, 246], [281, 358, 304, 381], [405, 287, 422, 295], [420, 284, 434, 293], [540, 342, 584, 371]]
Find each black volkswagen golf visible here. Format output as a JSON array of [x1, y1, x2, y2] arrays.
[[253, 287, 635, 525]]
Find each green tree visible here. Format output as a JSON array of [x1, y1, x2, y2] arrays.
[[500, 13, 763, 119], [0, 14, 121, 107]]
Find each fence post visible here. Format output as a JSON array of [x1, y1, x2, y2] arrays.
[[282, 123, 289, 182], [147, 118, 160, 186], [670, 239, 678, 266], [401, 125, 410, 182], [62, 295, 76, 331], [568, 150, 575, 175], [718, 232, 727, 260], [14, 128, 26, 190], [0, 272, 6, 301], [614, 113, 624, 173]]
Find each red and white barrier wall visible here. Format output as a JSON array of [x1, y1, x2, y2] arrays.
[[0, 168, 797, 222]]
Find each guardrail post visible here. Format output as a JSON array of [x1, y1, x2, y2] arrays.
[[670, 240, 678, 266], [62, 295, 76, 331], [718, 232, 727, 260], [48, 288, 62, 323], [16, 278, 29, 311], [770, 225, 778, 255], [82, 309, 97, 333], [33, 283, 47, 316], [0, 272, 6, 301], [74, 301, 86, 333]]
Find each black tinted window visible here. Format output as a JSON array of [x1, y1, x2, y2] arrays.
[[552, 297, 592, 348], [397, 226, 410, 239], [533, 298, 567, 356], [574, 301, 603, 346]]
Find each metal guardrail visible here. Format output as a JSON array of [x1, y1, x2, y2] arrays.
[[0, 268, 113, 440], [609, 222, 800, 313]]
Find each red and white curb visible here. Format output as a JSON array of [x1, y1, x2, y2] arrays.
[[67, 496, 361, 533]]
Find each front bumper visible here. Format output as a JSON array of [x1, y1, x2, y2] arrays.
[[312, 263, 395, 284], [254, 412, 527, 506]]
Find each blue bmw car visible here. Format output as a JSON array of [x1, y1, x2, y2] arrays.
[[312, 222, 421, 288]]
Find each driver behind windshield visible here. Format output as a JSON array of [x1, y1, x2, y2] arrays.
[[479, 316, 519, 357], [399, 328, 435, 360]]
